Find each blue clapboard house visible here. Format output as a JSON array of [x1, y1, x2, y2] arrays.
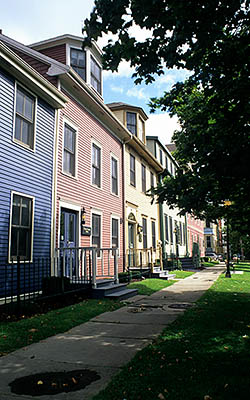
[[0, 41, 66, 296]]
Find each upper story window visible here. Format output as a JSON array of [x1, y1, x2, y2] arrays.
[[111, 156, 118, 195], [130, 154, 136, 187], [10, 193, 34, 262], [138, 117, 144, 142], [152, 220, 156, 249], [165, 156, 168, 171], [92, 143, 101, 187], [70, 48, 86, 81], [15, 85, 36, 150], [159, 149, 163, 165], [127, 112, 137, 135], [150, 172, 154, 188], [63, 124, 76, 177], [141, 164, 146, 193], [142, 217, 147, 249], [91, 56, 102, 94]]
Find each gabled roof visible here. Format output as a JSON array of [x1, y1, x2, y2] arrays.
[[0, 40, 67, 109]]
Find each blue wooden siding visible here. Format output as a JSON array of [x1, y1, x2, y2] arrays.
[[0, 68, 56, 268]]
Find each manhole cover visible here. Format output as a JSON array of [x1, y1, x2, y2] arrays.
[[9, 369, 100, 396], [168, 303, 193, 309]]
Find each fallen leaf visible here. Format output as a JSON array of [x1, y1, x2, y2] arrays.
[[224, 384, 229, 389], [72, 377, 77, 384], [204, 395, 212, 400], [51, 383, 57, 387], [29, 328, 38, 333], [158, 393, 165, 400], [37, 380, 43, 385]]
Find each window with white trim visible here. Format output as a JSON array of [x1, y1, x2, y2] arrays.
[[150, 172, 154, 189], [111, 156, 118, 195], [70, 48, 86, 81], [92, 143, 101, 187], [164, 214, 169, 242], [111, 217, 119, 255], [63, 123, 76, 176], [138, 117, 144, 141], [14, 85, 35, 149], [127, 112, 137, 135], [169, 216, 173, 244], [142, 217, 147, 249], [91, 56, 102, 94], [159, 149, 163, 165], [10, 193, 34, 261], [92, 213, 101, 255], [141, 164, 146, 193], [152, 220, 156, 249], [130, 154, 136, 186]]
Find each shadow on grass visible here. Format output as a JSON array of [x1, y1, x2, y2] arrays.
[[94, 274, 250, 400]]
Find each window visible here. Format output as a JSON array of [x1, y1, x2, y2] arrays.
[[179, 221, 182, 245], [15, 85, 35, 149], [138, 117, 144, 141], [92, 213, 101, 254], [63, 124, 76, 176], [206, 236, 212, 248], [142, 218, 147, 249], [159, 149, 163, 165], [183, 223, 186, 245], [111, 217, 119, 255], [141, 164, 146, 192], [111, 157, 118, 195], [70, 48, 86, 80], [169, 216, 173, 244], [91, 56, 102, 94], [164, 214, 169, 242], [10, 194, 34, 261], [130, 154, 136, 186], [127, 112, 137, 135], [150, 172, 154, 188], [165, 156, 168, 171], [170, 162, 173, 175], [152, 221, 156, 249], [92, 143, 101, 187]]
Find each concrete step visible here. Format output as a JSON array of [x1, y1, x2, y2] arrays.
[[151, 272, 176, 280], [92, 283, 128, 298], [105, 288, 138, 301]]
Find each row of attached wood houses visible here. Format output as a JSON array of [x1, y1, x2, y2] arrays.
[[0, 32, 207, 290]]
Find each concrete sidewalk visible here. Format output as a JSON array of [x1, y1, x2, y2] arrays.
[[0, 265, 225, 400]]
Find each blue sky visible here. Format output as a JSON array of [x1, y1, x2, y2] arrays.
[[1, 0, 190, 143]]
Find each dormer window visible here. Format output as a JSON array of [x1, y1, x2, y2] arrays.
[[138, 117, 144, 142], [127, 112, 137, 135], [70, 48, 86, 81], [91, 56, 102, 94]]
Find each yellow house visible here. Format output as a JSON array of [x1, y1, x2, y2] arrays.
[[107, 103, 163, 269]]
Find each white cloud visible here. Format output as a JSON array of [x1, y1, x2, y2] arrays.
[[146, 113, 180, 144], [103, 60, 135, 79], [110, 85, 124, 94], [126, 87, 148, 100]]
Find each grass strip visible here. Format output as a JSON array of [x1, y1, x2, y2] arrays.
[[0, 299, 122, 355], [94, 264, 250, 400]]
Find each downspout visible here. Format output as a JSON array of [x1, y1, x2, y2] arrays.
[[50, 107, 60, 269], [122, 136, 133, 271]]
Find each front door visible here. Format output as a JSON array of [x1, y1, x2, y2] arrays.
[[128, 222, 135, 266], [60, 209, 77, 277]]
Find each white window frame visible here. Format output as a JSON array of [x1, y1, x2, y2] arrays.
[[69, 46, 87, 81], [110, 153, 119, 197], [110, 214, 120, 257], [91, 208, 102, 258], [130, 153, 136, 187], [91, 139, 102, 189], [13, 81, 37, 152], [8, 191, 35, 263], [62, 118, 78, 179], [90, 55, 102, 95]]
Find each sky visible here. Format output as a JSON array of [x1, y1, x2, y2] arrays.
[[1, 0, 190, 144]]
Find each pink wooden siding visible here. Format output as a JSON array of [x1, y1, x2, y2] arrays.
[[187, 214, 205, 257], [56, 91, 124, 273], [39, 44, 67, 64]]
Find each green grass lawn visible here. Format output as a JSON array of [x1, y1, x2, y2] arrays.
[[93, 263, 250, 400], [0, 299, 122, 356], [127, 271, 194, 296]]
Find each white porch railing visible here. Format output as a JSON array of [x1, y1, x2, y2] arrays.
[[54, 247, 119, 289], [126, 246, 163, 271]]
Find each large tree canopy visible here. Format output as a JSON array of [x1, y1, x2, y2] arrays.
[[83, 0, 250, 233]]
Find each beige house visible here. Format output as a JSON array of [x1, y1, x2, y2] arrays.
[[107, 103, 163, 269]]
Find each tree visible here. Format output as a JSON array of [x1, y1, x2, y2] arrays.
[[83, 0, 250, 233]]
